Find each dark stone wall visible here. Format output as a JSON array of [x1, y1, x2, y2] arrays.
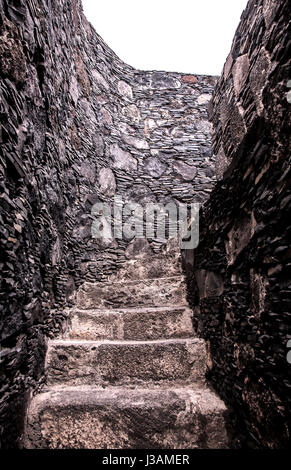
[[184, 0, 291, 448], [0, 0, 216, 447]]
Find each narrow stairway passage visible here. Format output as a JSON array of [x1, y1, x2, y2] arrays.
[[25, 246, 228, 449]]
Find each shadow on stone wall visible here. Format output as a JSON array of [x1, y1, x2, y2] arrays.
[[183, 0, 291, 448], [0, 0, 217, 447]]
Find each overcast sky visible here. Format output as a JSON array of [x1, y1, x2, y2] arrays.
[[82, 0, 248, 76]]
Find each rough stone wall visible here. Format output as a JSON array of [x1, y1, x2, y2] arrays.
[[184, 0, 291, 448], [0, 0, 216, 447]]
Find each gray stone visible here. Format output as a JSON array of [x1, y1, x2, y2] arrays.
[[173, 161, 197, 181], [195, 270, 224, 299], [69, 76, 79, 106], [232, 54, 250, 97], [46, 337, 206, 387], [76, 276, 187, 309], [122, 104, 141, 123], [144, 118, 156, 138], [98, 167, 116, 197], [197, 94, 212, 105], [215, 145, 229, 180], [122, 134, 149, 150], [99, 107, 113, 126], [0, 0, 220, 449], [151, 73, 181, 89], [110, 144, 137, 172], [249, 47, 271, 115], [143, 157, 167, 178], [25, 387, 228, 449], [92, 70, 109, 90], [223, 52, 233, 80], [93, 135, 104, 156], [74, 160, 96, 183]]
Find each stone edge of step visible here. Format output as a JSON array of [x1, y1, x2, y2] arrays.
[[26, 384, 228, 418], [79, 275, 186, 289], [47, 337, 204, 347], [69, 305, 193, 315]]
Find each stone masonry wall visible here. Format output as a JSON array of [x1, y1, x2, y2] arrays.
[[0, 0, 216, 447], [184, 0, 291, 448]]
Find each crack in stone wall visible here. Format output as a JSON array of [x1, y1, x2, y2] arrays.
[[184, 0, 291, 448], [0, 0, 217, 447]]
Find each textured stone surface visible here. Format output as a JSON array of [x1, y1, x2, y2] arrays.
[[184, 0, 291, 449], [0, 0, 216, 445], [77, 277, 187, 309], [98, 167, 116, 197], [25, 386, 228, 449], [69, 306, 194, 341], [173, 161, 198, 181], [143, 157, 167, 178], [46, 338, 207, 387], [110, 144, 137, 171]]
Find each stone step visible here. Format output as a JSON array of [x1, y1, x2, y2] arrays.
[[108, 255, 182, 281], [76, 276, 187, 309], [67, 305, 194, 341], [24, 386, 229, 449], [46, 338, 206, 387]]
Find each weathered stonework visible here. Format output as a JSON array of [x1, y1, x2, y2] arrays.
[[184, 0, 291, 448], [0, 0, 216, 447], [24, 241, 229, 449], [1, 0, 289, 450]]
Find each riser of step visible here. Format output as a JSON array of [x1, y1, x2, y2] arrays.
[[68, 306, 194, 341], [108, 256, 182, 281], [25, 386, 228, 449], [46, 339, 206, 387], [76, 277, 187, 309]]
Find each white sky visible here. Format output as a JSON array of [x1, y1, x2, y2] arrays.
[[82, 0, 248, 76]]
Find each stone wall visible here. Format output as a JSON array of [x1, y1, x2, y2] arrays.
[[0, 0, 216, 447], [184, 0, 291, 448]]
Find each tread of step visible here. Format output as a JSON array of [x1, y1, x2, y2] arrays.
[[25, 386, 228, 449], [68, 305, 194, 340], [46, 338, 206, 387], [76, 276, 187, 309]]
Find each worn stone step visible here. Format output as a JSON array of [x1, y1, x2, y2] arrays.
[[108, 255, 182, 281], [46, 338, 206, 387], [25, 386, 229, 449], [76, 276, 187, 309], [67, 305, 194, 341]]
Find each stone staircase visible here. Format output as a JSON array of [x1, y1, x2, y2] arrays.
[[24, 246, 228, 449]]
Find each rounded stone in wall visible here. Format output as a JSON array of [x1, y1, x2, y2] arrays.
[[118, 80, 133, 100], [143, 157, 167, 178], [122, 104, 141, 123], [173, 161, 197, 181], [197, 94, 212, 105], [151, 72, 181, 89], [99, 107, 113, 126], [92, 70, 109, 91], [126, 184, 157, 205], [93, 135, 104, 156], [98, 167, 116, 197], [110, 144, 137, 172], [69, 75, 79, 105]]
